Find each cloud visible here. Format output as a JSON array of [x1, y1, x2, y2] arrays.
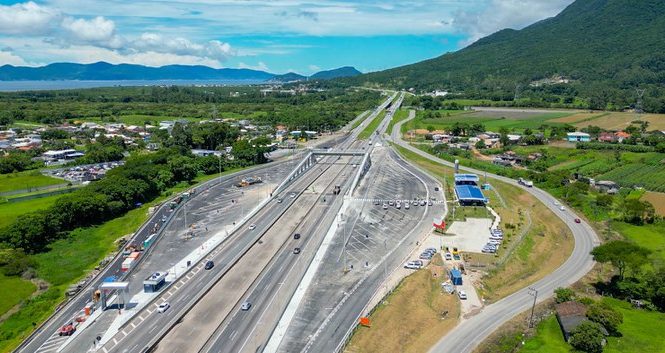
[[61, 16, 118, 43], [454, 0, 574, 44], [128, 33, 233, 62], [298, 11, 319, 22], [0, 1, 61, 35], [308, 64, 320, 72], [0, 50, 29, 66]]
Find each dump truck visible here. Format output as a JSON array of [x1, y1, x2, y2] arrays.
[[236, 176, 262, 187]]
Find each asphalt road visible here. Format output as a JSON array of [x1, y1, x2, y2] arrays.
[[392, 109, 600, 353], [19, 159, 297, 353], [99, 156, 345, 353]]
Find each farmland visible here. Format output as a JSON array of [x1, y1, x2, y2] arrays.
[[550, 111, 665, 130], [642, 191, 665, 216], [599, 163, 665, 192]]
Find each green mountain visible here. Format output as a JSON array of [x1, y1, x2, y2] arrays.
[[348, 0, 665, 112], [310, 66, 361, 80]]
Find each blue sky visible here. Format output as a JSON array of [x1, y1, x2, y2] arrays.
[[0, 0, 575, 74]]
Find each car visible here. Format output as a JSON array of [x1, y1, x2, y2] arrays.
[[554, 200, 560, 205], [374, 200, 380, 206], [444, 253, 453, 261], [241, 301, 252, 311], [428, 200, 433, 206], [277, 198, 283, 203], [420, 200, 426, 206], [560, 206, 566, 211], [419, 253, 433, 260], [157, 302, 170, 313], [457, 290, 468, 300], [382, 203, 388, 210], [488, 240, 502, 245], [404, 261, 422, 269], [412, 260, 424, 266], [412, 200, 418, 206], [574, 218, 581, 224], [405, 203, 410, 209], [58, 323, 76, 336], [293, 247, 301, 254], [293, 233, 301, 239], [396, 203, 401, 209], [388, 200, 394, 206], [204, 260, 214, 270], [248, 224, 257, 230], [425, 247, 437, 253], [290, 193, 296, 198], [161, 215, 167, 222], [435, 186, 440, 191]]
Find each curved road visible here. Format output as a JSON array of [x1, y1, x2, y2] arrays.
[[391, 109, 600, 353]]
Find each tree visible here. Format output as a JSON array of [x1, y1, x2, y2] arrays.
[[499, 127, 510, 146], [623, 199, 655, 225], [569, 321, 605, 353], [475, 140, 486, 149], [426, 125, 435, 133], [591, 241, 651, 279], [555, 287, 575, 303], [587, 302, 623, 336]]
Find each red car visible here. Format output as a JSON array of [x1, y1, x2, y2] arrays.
[[58, 323, 76, 336], [574, 218, 581, 224]]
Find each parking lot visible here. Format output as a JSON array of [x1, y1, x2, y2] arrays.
[[443, 217, 494, 253]]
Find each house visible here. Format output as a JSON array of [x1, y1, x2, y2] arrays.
[[555, 301, 608, 342], [493, 157, 513, 167], [567, 132, 591, 142], [507, 134, 522, 143], [555, 301, 588, 341], [598, 132, 616, 143], [614, 131, 631, 143], [594, 180, 619, 194]]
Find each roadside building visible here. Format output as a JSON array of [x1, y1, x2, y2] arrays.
[[567, 132, 591, 142], [555, 301, 588, 341]]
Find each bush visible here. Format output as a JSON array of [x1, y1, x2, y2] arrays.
[[587, 302, 623, 336], [555, 287, 575, 303], [570, 321, 605, 353]]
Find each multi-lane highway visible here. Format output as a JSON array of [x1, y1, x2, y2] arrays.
[[392, 110, 600, 353]]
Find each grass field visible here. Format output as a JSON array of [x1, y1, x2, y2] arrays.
[[519, 298, 665, 353], [345, 266, 460, 353], [568, 112, 665, 130], [0, 195, 61, 229], [351, 111, 371, 130], [358, 111, 386, 139], [393, 145, 573, 302], [613, 222, 665, 265], [0, 171, 63, 194], [387, 109, 409, 134], [519, 316, 569, 353], [0, 275, 36, 320]]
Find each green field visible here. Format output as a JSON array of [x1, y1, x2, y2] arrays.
[[520, 316, 569, 353], [387, 109, 409, 134], [0, 275, 36, 318], [613, 222, 665, 265], [0, 195, 61, 229], [520, 298, 665, 353], [0, 172, 63, 194], [358, 111, 386, 139]]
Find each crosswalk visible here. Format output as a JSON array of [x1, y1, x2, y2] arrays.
[[34, 334, 68, 353]]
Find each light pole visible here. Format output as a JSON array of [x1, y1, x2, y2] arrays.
[[528, 287, 538, 328]]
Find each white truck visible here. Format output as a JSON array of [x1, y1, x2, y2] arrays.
[[518, 178, 534, 187]]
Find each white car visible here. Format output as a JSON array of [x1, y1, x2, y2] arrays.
[[457, 290, 468, 300], [157, 302, 170, 313], [290, 193, 296, 198], [241, 301, 252, 311], [248, 224, 257, 230], [560, 206, 566, 211], [405, 203, 410, 210]]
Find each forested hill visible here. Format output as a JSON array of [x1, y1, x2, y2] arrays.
[[346, 0, 665, 112]]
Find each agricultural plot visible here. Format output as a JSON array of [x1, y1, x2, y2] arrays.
[[408, 111, 572, 134], [549, 112, 608, 124], [599, 164, 665, 192], [642, 191, 665, 217], [568, 112, 665, 130]]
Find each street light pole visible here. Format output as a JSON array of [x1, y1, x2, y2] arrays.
[[528, 287, 538, 328]]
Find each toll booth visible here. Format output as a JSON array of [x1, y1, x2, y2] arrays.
[[143, 272, 168, 293], [99, 281, 130, 310]]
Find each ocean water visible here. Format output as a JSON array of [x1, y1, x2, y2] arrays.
[[0, 79, 263, 92]]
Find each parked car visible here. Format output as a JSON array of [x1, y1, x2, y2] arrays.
[[157, 302, 170, 313], [277, 198, 283, 203], [419, 252, 433, 260], [374, 200, 380, 205], [241, 301, 252, 311], [290, 193, 296, 198], [560, 206, 566, 211], [404, 261, 422, 269], [204, 260, 214, 270], [425, 247, 437, 253], [405, 203, 410, 210], [457, 290, 468, 300], [389, 200, 394, 206], [383, 203, 388, 210], [444, 253, 453, 261]]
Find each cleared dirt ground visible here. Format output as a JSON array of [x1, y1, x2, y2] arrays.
[[642, 191, 665, 217]]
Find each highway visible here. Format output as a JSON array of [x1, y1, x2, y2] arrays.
[[16, 158, 299, 353], [391, 109, 600, 353]]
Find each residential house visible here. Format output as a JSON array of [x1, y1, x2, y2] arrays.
[[567, 132, 591, 142], [593, 180, 619, 194], [555, 301, 608, 342], [598, 132, 616, 143], [614, 131, 630, 143]]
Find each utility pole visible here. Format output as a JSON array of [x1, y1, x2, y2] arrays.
[[528, 287, 538, 328], [635, 88, 646, 122]]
